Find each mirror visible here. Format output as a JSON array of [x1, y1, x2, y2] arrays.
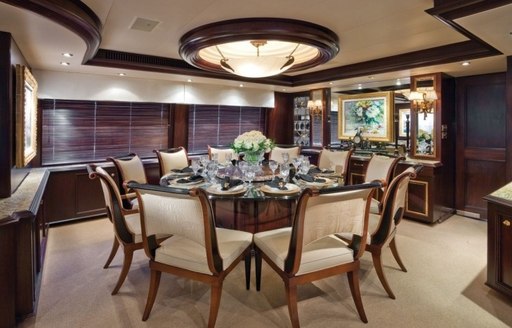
[[309, 89, 323, 147], [411, 74, 437, 158]]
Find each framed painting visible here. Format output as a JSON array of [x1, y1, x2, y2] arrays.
[[15, 65, 38, 168], [338, 91, 394, 142]]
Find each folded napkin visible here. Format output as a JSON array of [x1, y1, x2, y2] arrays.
[[308, 167, 334, 174], [221, 177, 244, 191], [176, 175, 204, 184], [265, 177, 288, 190], [296, 174, 326, 183], [171, 167, 193, 173]]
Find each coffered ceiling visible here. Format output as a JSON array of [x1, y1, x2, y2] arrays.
[[0, 0, 511, 92]]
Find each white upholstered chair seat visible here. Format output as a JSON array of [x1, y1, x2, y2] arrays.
[[155, 228, 252, 275], [254, 227, 354, 276]]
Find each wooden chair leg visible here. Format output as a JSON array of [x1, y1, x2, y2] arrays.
[[111, 247, 133, 295], [142, 269, 162, 321], [103, 238, 119, 269], [255, 248, 262, 291], [390, 237, 407, 272], [371, 252, 396, 299], [285, 281, 300, 328], [347, 270, 368, 323], [208, 281, 223, 328], [244, 252, 251, 290]]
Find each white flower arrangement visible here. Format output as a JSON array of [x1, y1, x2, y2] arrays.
[[231, 130, 275, 154]]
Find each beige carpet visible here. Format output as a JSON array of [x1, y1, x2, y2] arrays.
[[19, 215, 512, 328]]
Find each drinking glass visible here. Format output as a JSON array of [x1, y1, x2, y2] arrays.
[[191, 158, 200, 175], [299, 162, 310, 175], [292, 157, 302, 172], [268, 160, 278, 179], [280, 163, 290, 182], [224, 152, 232, 165], [206, 161, 218, 183], [281, 152, 290, 164], [245, 164, 256, 187]]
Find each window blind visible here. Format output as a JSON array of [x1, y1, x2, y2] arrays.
[[41, 99, 169, 165], [188, 104, 268, 153]]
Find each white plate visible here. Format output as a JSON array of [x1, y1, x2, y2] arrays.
[[206, 184, 247, 195], [260, 183, 301, 195]]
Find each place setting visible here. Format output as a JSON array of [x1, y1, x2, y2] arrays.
[[205, 176, 247, 196]]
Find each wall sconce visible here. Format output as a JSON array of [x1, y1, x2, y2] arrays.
[[408, 90, 437, 119], [307, 99, 323, 118]]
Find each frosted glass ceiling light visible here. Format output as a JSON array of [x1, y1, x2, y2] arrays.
[[179, 18, 339, 79]]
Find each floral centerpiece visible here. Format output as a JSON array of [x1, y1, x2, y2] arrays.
[[231, 130, 274, 164]]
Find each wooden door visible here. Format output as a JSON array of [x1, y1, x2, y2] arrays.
[[455, 73, 507, 219]]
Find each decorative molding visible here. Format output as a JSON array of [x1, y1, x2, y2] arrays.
[[2, 0, 510, 86]]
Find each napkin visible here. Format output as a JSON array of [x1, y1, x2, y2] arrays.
[[308, 167, 334, 174], [176, 175, 204, 184], [171, 167, 193, 173], [221, 177, 244, 191], [265, 177, 288, 190], [296, 174, 326, 183]]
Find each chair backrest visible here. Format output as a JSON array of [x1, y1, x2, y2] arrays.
[[370, 165, 422, 245], [269, 145, 301, 164], [87, 164, 136, 244], [364, 154, 403, 186], [108, 153, 148, 190], [284, 182, 381, 275], [130, 183, 223, 274], [154, 147, 189, 176], [208, 146, 235, 165], [318, 148, 353, 182]]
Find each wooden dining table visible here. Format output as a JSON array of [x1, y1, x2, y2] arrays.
[[160, 162, 343, 233]]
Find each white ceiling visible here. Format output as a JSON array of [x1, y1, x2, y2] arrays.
[[0, 0, 510, 92]]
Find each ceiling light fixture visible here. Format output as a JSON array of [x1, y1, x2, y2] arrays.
[[462, 61, 471, 66], [60, 62, 70, 66], [179, 18, 339, 78], [62, 52, 73, 57]]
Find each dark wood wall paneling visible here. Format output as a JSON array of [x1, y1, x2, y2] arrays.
[[0, 32, 11, 198], [456, 72, 507, 218], [270, 92, 301, 144]]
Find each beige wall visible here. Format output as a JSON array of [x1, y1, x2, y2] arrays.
[[33, 70, 275, 107]]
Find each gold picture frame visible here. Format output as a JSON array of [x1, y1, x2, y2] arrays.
[[15, 65, 38, 168], [338, 91, 394, 142]]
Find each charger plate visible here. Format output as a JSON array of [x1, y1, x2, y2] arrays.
[[206, 184, 247, 196], [260, 183, 301, 195]]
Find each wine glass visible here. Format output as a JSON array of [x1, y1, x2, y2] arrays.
[[280, 163, 290, 182], [281, 152, 290, 164], [206, 161, 218, 183], [191, 158, 200, 176], [292, 157, 302, 172], [268, 160, 278, 179], [245, 164, 256, 187], [299, 162, 310, 175]]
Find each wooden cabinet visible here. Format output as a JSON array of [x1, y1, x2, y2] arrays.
[[484, 187, 512, 298], [347, 156, 454, 223], [43, 162, 160, 223]]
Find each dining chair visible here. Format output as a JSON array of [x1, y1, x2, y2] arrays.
[[269, 145, 301, 164], [363, 154, 403, 214], [254, 181, 382, 326], [208, 145, 236, 165], [87, 164, 169, 295], [317, 148, 353, 184], [129, 182, 253, 326], [364, 164, 422, 299], [154, 147, 189, 177], [107, 153, 148, 209]]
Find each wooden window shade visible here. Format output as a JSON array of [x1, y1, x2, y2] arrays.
[[188, 105, 268, 153], [41, 99, 169, 165]]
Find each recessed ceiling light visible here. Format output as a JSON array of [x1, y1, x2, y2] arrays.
[[187, 79, 192, 82], [60, 62, 70, 66], [239, 84, 244, 88], [462, 61, 471, 66], [358, 84, 362, 89], [329, 82, 333, 85], [118, 73, 126, 76], [396, 79, 402, 86], [62, 52, 73, 57]]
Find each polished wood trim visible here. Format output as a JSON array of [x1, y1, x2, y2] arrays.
[[1, 0, 102, 63], [0, 32, 12, 198], [2, 0, 508, 87]]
